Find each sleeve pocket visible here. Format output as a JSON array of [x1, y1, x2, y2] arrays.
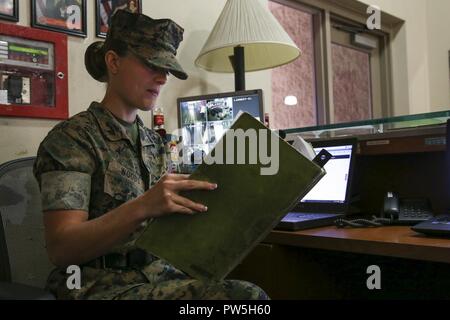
[[40, 171, 91, 211]]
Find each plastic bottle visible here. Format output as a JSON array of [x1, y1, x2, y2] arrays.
[[153, 107, 166, 138]]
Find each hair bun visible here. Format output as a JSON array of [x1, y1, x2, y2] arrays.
[[85, 41, 107, 82]]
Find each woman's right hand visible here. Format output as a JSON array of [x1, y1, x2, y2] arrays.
[[135, 173, 218, 219], [42, 173, 216, 267]]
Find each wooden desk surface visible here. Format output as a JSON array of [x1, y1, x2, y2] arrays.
[[265, 226, 450, 264]]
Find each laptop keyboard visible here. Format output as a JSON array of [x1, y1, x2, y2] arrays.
[[411, 214, 450, 236], [431, 215, 450, 224]]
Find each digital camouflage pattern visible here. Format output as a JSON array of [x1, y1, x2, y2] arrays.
[[105, 9, 187, 80], [34, 102, 165, 254], [34, 102, 165, 220], [47, 259, 268, 300], [33, 102, 268, 300]]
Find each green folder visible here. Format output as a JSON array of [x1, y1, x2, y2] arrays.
[[136, 112, 325, 281]]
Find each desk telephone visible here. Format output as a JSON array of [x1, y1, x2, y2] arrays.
[[382, 192, 434, 225], [336, 192, 434, 228]]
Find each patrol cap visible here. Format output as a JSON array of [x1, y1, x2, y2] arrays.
[[85, 10, 188, 81]]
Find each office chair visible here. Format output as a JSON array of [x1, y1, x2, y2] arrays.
[[0, 157, 55, 300]]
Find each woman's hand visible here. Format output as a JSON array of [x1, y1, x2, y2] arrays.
[[135, 173, 217, 219]]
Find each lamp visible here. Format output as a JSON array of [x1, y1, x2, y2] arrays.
[[195, 0, 301, 91]]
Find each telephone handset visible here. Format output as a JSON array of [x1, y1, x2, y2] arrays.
[[383, 191, 400, 219], [382, 191, 434, 225]]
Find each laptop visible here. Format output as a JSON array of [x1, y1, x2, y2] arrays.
[[276, 138, 357, 231]]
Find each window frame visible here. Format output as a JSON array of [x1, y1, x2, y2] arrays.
[[270, 0, 397, 125]]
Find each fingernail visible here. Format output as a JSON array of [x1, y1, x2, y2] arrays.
[[203, 206, 208, 212], [211, 184, 218, 190]]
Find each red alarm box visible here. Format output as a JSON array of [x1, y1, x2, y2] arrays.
[[0, 23, 68, 119]]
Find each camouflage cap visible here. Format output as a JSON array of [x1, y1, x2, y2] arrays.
[[105, 10, 188, 80]]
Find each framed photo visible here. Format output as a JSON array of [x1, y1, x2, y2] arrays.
[[0, 0, 18, 22], [96, 0, 142, 38], [31, 0, 87, 38]]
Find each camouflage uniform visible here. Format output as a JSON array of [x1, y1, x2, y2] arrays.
[[34, 102, 268, 300]]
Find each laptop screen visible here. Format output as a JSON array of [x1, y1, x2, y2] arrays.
[[301, 143, 354, 204]]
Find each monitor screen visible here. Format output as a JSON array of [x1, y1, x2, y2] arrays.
[[177, 90, 264, 165], [301, 144, 354, 204]]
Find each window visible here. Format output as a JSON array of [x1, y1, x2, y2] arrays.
[[269, 0, 393, 129], [269, 1, 318, 129], [331, 42, 372, 122]]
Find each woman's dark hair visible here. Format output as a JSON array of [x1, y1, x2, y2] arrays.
[[84, 38, 129, 82]]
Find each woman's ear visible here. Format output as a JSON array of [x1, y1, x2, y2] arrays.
[[104, 50, 121, 76]]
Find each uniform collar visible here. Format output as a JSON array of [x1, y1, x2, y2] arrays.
[[88, 102, 154, 147]]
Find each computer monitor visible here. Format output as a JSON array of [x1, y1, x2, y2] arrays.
[[296, 138, 357, 213], [177, 89, 264, 165]]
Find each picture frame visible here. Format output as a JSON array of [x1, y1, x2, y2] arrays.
[[0, 0, 19, 22], [31, 0, 87, 38], [96, 0, 142, 38]]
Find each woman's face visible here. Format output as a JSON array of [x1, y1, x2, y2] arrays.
[[108, 52, 168, 111]]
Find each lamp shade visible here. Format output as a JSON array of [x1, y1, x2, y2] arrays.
[[195, 0, 301, 73]]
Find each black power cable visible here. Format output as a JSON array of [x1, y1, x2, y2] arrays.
[[335, 216, 394, 228]]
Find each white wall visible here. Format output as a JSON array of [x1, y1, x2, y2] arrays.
[[358, 0, 429, 115], [0, 0, 448, 165], [426, 0, 450, 110], [0, 0, 270, 164], [359, 0, 450, 114]]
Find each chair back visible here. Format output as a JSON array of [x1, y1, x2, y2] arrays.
[[0, 157, 53, 288]]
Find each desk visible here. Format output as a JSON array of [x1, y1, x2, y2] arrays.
[[229, 227, 450, 299], [228, 123, 450, 299], [267, 226, 450, 264]]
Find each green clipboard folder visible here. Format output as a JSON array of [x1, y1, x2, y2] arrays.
[[136, 112, 325, 281]]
